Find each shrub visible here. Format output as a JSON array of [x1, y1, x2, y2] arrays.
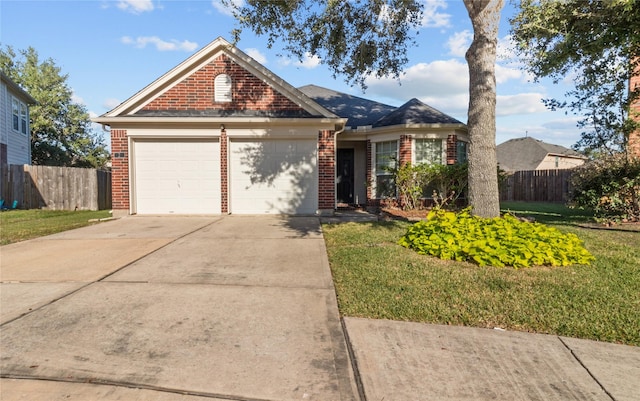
[[398, 208, 594, 268], [570, 153, 640, 222], [395, 162, 430, 210]]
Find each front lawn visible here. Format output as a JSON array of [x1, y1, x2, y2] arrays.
[[0, 209, 111, 245], [323, 203, 640, 346]]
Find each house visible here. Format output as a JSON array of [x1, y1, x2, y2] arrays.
[[93, 37, 468, 216], [1, 71, 36, 166], [497, 137, 587, 172]]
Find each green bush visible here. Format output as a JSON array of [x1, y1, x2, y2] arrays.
[[398, 208, 594, 268], [570, 153, 640, 222]]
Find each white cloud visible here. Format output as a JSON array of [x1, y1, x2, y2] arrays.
[[446, 30, 472, 57], [116, 0, 154, 14], [212, 0, 244, 16], [496, 93, 547, 116], [497, 115, 582, 148], [495, 64, 523, 84], [420, 0, 451, 28], [366, 59, 469, 101], [71, 93, 85, 105], [244, 48, 267, 64], [103, 98, 121, 110], [278, 52, 321, 69], [121, 36, 198, 52], [300, 53, 320, 69]]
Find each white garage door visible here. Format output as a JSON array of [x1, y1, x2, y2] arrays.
[[134, 139, 221, 214], [230, 139, 318, 214]]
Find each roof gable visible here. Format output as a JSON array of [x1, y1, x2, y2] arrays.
[[373, 98, 463, 127], [101, 37, 335, 120]]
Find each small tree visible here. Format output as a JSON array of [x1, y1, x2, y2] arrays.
[[0, 46, 109, 168]]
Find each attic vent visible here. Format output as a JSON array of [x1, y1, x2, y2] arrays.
[[214, 74, 232, 102]]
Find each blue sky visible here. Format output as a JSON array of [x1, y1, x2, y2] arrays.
[[1, 0, 582, 149]]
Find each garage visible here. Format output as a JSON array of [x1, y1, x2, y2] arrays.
[[229, 139, 318, 214], [133, 139, 221, 214]]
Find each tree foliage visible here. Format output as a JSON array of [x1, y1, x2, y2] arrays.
[[0, 46, 109, 168], [225, 0, 504, 217], [570, 153, 640, 222], [510, 0, 640, 156]]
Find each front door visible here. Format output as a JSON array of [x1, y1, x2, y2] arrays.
[[336, 148, 354, 204]]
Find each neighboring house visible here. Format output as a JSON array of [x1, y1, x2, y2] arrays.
[[497, 137, 587, 172], [1, 71, 36, 166], [93, 37, 468, 216]]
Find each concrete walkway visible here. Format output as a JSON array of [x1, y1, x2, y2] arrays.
[[2, 215, 639, 401]]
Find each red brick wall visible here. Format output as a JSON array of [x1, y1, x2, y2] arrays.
[[447, 135, 457, 165], [630, 70, 640, 158], [399, 135, 412, 165], [110, 129, 129, 210], [318, 130, 335, 210], [143, 54, 306, 113], [220, 128, 228, 213]]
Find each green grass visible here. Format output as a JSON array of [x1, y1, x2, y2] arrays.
[[0, 209, 111, 245], [323, 203, 640, 346]]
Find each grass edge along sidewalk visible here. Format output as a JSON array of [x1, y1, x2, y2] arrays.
[[0, 209, 111, 245], [323, 202, 640, 346]]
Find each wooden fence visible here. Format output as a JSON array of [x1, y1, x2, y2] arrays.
[[0, 164, 111, 210], [500, 169, 574, 202]]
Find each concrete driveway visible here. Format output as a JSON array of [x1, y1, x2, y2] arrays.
[[1, 216, 358, 400]]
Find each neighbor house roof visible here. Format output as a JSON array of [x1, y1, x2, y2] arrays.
[[497, 136, 587, 171]]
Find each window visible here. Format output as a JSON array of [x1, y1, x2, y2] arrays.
[[214, 74, 232, 102], [20, 103, 27, 134], [11, 97, 28, 135], [415, 138, 443, 165], [375, 140, 397, 198], [12, 98, 20, 131], [457, 141, 468, 163]]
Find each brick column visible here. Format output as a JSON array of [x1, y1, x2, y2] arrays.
[[318, 130, 335, 213], [446, 135, 457, 165], [220, 127, 228, 213], [366, 139, 373, 203], [110, 129, 129, 212], [399, 135, 412, 166], [630, 70, 640, 159]]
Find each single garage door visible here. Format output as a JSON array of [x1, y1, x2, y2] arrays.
[[134, 139, 221, 214], [230, 139, 318, 214]]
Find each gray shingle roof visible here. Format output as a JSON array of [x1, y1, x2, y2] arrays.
[[298, 84, 396, 128], [372, 98, 464, 127], [497, 137, 586, 171]]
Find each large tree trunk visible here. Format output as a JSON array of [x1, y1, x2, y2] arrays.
[[464, 0, 504, 218], [629, 62, 640, 159]]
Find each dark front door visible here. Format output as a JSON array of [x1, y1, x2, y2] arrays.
[[337, 148, 354, 204]]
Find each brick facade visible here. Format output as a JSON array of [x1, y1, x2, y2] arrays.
[[399, 135, 412, 165], [110, 129, 129, 210], [143, 54, 306, 114], [318, 130, 336, 210], [630, 71, 640, 158]]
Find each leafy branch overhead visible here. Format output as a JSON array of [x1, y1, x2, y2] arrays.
[[226, 0, 423, 88]]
